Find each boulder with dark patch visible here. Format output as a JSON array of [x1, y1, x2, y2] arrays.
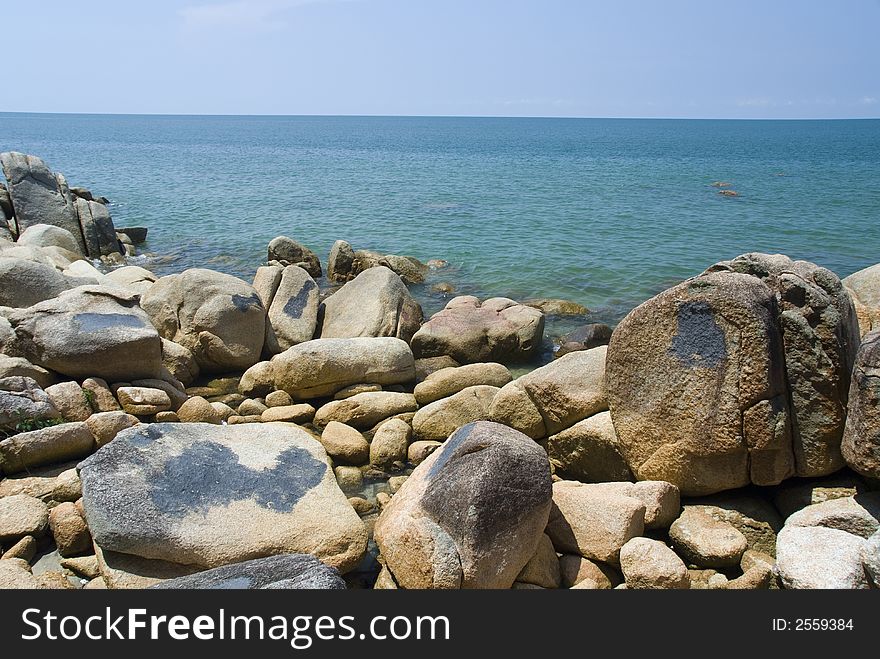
[[152, 554, 346, 589], [78, 422, 368, 572], [141, 269, 266, 373], [374, 421, 552, 588], [264, 266, 319, 354]]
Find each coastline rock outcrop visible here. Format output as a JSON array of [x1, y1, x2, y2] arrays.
[[141, 269, 266, 373], [411, 296, 545, 364], [374, 421, 552, 589], [78, 422, 368, 572]]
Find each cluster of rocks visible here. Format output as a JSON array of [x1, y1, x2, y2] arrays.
[[3, 153, 880, 590]]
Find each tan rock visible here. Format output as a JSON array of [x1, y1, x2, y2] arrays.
[[0, 494, 49, 541], [413, 363, 512, 405], [45, 381, 92, 421], [411, 385, 499, 441], [261, 404, 315, 424], [407, 440, 442, 465], [558, 554, 617, 589], [210, 402, 236, 421], [619, 537, 689, 589], [314, 392, 418, 430], [547, 410, 632, 483], [516, 533, 561, 588], [333, 383, 382, 400], [265, 390, 293, 407], [669, 507, 748, 568], [116, 386, 171, 415], [85, 411, 139, 447], [370, 419, 411, 469], [1, 535, 37, 561], [335, 466, 364, 492], [0, 422, 95, 474], [154, 411, 180, 423], [49, 502, 92, 556], [0, 559, 39, 589], [320, 421, 371, 465], [177, 396, 222, 424], [81, 377, 121, 412]]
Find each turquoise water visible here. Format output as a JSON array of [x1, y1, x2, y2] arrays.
[[2, 113, 879, 347]]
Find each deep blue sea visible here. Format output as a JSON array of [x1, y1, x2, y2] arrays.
[[2, 113, 879, 350]]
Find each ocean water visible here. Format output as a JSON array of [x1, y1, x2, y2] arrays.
[[2, 113, 879, 355]]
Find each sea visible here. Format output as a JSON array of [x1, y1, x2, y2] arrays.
[[2, 113, 878, 360]]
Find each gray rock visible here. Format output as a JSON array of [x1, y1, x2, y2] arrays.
[[265, 266, 319, 354], [0, 356, 55, 389], [785, 494, 880, 539], [267, 236, 321, 278], [841, 330, 880, 479], [0, 256, 73, 308], [379, 254, 428, 284], [141, 269, 266, 373], [17, 224, 81, 254], [75, 197, 121, 257], [79, 422, 368, 572], [327, 240, 355, 283], [412, 296, 545, 364], [0, 152, 86, 254], [3, 285, 163, 381], [152, 554, 346, 589], [319, 267, 423, 343], [776, 525, 870, 589], [555, 323, 613, 357], [374, 421, 552, 588], [0, 376, 60, 432], [115, 227, 147, 243]]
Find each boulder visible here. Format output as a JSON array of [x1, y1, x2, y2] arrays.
[[619, 537, 690, 589], [414, 356, 460, 382], [516, 533, 561, 588], [336, 467, 364, 493], [116, 386, 172, 416], [545, 481, 645, 565], [555, 323, 613, 357], [669, 507, 748, 568], [684, 495, 782, 556], [411, 385, 499, 442], [265, 266, 319, 354], [261, 404, 315, 424], [81, 377, 121, 413], [17, 224, 81, 254], [103, 266, 157, 296], [79, 422, 368, 572], [411, 296, 545, 364], [489, 347, 607, 439], [0, 152, 86, 253], [252, 265, 283, 309], [370, 418, 411, 468], [319, 267, 423, 343], [177, 396, 222, 424], [0, 375, 60, 432], [558, 555, 617, 589], [0, 356, 54, 389], [152, 554, 346, 589], [313, 392, 418, 430], [141, 269, 266, 373], [784, 494, 880, 539], [0, 422, 95, 474], [773, 473, 869, 519], [0, 494, 49, 542], [48, 501, 91, 556], [584, 481, 680, 530], [93, 543, 199, 589], [327, 240, 356, 282], [85, 411, 139, 447], [413, 362, 512, 405], [3, 285, 163, 381], [265, 390, 293, 407], [2, 535, 37, 561], [843, 263, 880, 336], [0, 256, 73, 308], [0, 560, 39, 589], [160, 339, 200, 386], [45, 381, 92, 422], [0, 464, 82, 503], [841, 330, 880, 479], [407, 440, 442, 465], [267, 236, 321, 278], [319, 422, 370, 465], [374, 421, 552, 588], [75, 197, 121, 258], [115, 227, 147, 243], [547, 411, 632, 483], [379, 254, 428, 284], [269, 338, 416, 399], [776, 525, 870, 589], [863, 531, 880, 587]]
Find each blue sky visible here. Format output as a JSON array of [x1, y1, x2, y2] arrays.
[[3, 0, 878, 118]]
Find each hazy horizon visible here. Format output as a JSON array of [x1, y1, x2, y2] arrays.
[[2, 0, 878, 119]]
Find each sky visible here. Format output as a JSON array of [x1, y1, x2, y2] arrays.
[[2, 0, 878, 118]]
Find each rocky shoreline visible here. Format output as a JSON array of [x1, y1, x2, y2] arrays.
[[1, 152, 879, 590]]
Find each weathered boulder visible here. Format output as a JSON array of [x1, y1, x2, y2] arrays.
[[619, 537, 690, 589], [261, 404, 314, 424], [0, 376, 60, 432], [85, 411, 139, 447], [3, 285, 163, 381], [843, 263, 880, 336], [370, 418, 411, 468], [75, 197, 121, 258], [773, 473, 869, 519], [17, 224, 81, 254], [581, 481, 680, 530], [414, 356, 460, 382], [516, 533, 561, 588], [0, 559, 40, 589], [45, 381, 92, 422], [79, 422, 368, 572], [319, 267, 423, 343], [408, 440, 442, 465], [177, 396, 222, 424], [379, 254, 428, 285], [141, 269, 266, 373], [411, 296, 545, 364], [776, 525, 870, 589], [319, 422, 370, 465], [116, 386, 172, 416], [104, 266, 157, 296], [48, 501, 91, 556], [81, 377, 120, 413], [269, 338, 415, 399], [0, 494, 49, 542], [374, 421, 552, 588], [490, 347, 607, 439], [669, 507, 748, 568], [547, 411, 632, 483], [0, 422, 95, 474], [785, 494, 880, 539], [684, 495, 782, 556], [545, 481, 645, 565], [327, 240, 356, 283], [0, 256, 73, 308], [160, 339, 200, 386], [841, 330, 880, 479], [558, 555, 617, 589], [314, 392, 418, 430], [864, 530, 880, 587], [152, 554, 346, 589], [267, 236, 321, 278], [413, 363, 512, 405], [264, 266, 319, 354], [0, 152, 86, 253], [412, 385, 499, 441], [0, 356, 55, 389]]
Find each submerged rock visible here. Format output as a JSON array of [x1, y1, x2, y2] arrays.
[[79, 422, 368, 572]]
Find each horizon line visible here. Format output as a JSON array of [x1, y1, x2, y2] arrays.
[[1, 110, 878, 122]]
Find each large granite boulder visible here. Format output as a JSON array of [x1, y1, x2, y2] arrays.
[[0, 152, 86, 254], [74, 198, 122, 257], [776, 525, 870, 589], [319, 267, 423, 343], [0, 257, 73, 308], [374, 421, 552, 588], [489, 346, 607, 439], [264, 266, 319, 354], [841, 330, 880, 479], [141, 269, 266, 373], [78, 422, 368, 572], [267, 236, 321, 278], [265, 337, 415, 399], [16, 224, 82, 255], [3, 285, 163, 381], [411, 296, 545, 364], [327, 240, 356, 283], [0, 421, 96, 474], [152, 554, 346, 589], [606, 253, 859, 496], [411, 385, 499, 441], [843, 263, 880, 336]]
